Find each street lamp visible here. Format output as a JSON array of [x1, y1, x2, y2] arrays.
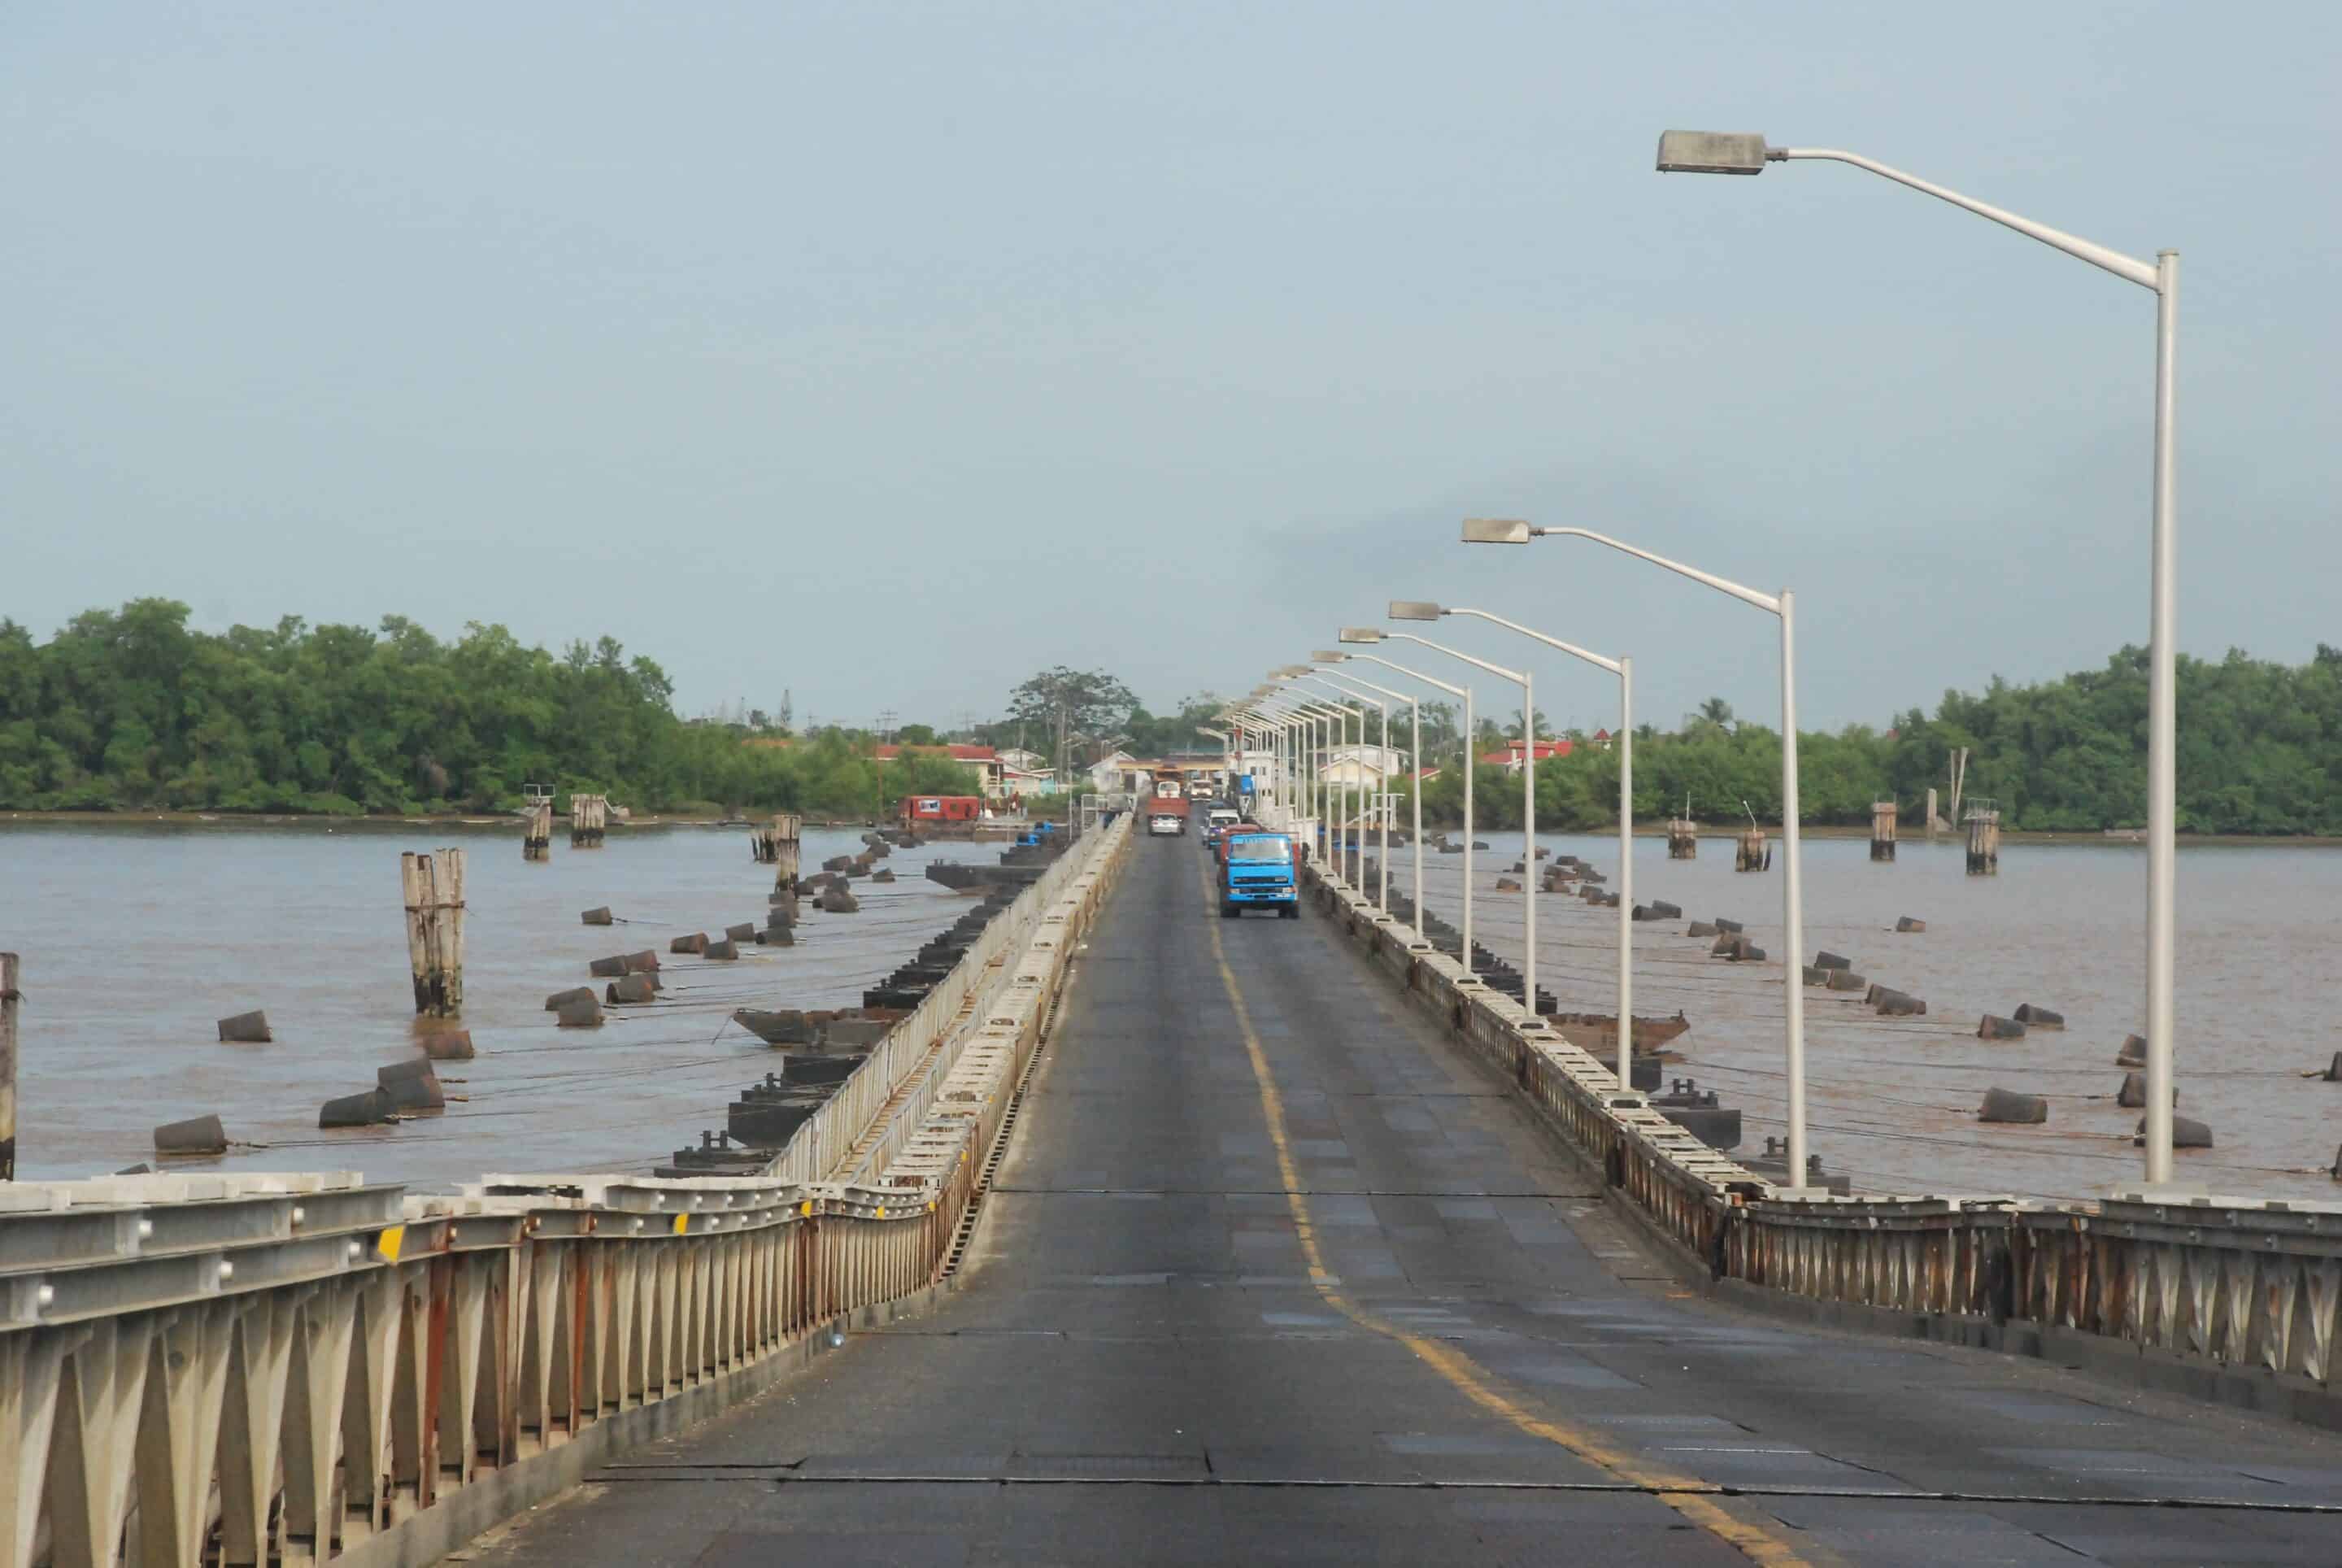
[[1334, 636, 1468, 949], [1313, 657, 1417, 923], [1280, 680, 1366, 884], [1344, 629, 1480, 964], [1296, 673, 1373, 889], [1382, 608, 1541, 1026], [1261, 689, 1342, 870], [1465, 517, 1806, 1184], [1416, 602, 1638, 1082], [1656, 131, 2180, 1184], [1306, 664, 1394, 909]]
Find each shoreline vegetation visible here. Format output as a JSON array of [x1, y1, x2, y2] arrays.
[[3, 810, 2335, 850], [6, 604, 2340, 838]]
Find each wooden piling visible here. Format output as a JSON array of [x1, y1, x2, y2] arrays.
[[1, 952, 17, 1181], [400, 848, 467, 1017], [570, 794, 607, 848], [1870, 799, 1898, 861], [1965, 808, 2000, 876], [1665, 817, 1698, 859], [523, 802, 552, 860], [1735, 827, 1770, 873], [1924, 786, 1942, 839]]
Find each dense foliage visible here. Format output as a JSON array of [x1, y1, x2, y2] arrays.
[[0, 601, 976, 816], [1410, 646, 2342, 836]]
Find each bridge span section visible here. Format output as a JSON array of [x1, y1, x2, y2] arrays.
[[471, 837, 2342, 1566]]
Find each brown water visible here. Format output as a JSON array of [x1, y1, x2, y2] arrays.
[[2, 820, 990, 1189], [1382, 832, 2342, 1203]]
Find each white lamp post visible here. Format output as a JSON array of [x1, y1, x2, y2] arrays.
[[1465, 517, 1807, 1185], [1427, 603, 1638, 1081], [1286, 683, 1367, 886], [1312, 660, 1416, 921], [1334, 638, 1468, 949], [1382, 609, 1541, 1026], [1309, 664, 1403, 915], [1299, 673, 1382, 892], [1656, 129, 2182, 1185]]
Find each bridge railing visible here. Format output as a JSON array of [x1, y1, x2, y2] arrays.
[[0, 818, 1129, 1568], [1304, 863, 2342, 1402]]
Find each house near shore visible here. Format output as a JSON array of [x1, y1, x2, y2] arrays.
[[1479, 738, 1573, 774]]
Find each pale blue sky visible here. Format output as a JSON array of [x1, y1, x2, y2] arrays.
[[3, 2, 2335, 736]]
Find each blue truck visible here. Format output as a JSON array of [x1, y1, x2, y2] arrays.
[[1217, 830, 1299, 918]]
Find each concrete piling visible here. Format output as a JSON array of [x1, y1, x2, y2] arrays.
[[2117, 1034, 2148, 1067], [725, 922, 758, 943], [669, 933, 708, 956], [2118, 1071, 2179, 1108], [0, 952, 15, 1180], [544, 987, 595, 1011], [376, 1060, 445, 1112], [606, 973, 658, 1004], [1666, 817, 1697, 858], [2136, 1115, 2212, 1149], [1874, 989, 1926, 1017], [703, 939, 741, 960], [1735, 828, 1769, 872], [1978, 1014, 2027, 1041], [587, 955, 629, 978], [1870, 800, 1898, 861], [1687, 921, 1719, 938], [216, 1010, 272, 1043], [555, 995, 604, 1029], [621, 950, 660, 973], [1813, 951, 1852, 971], [1895, 916, 1927, 933], [153, 1113, 229, 1155], [1979, 1088, 2048, 1124], [2013, 1003, 2065, 1030], [1966, 809, 2000, 875], [580, 907, 613, 926], [399, 848, 466, 1018], [319, 1088, 396, 1128], [1826, 969, 1868, 992]]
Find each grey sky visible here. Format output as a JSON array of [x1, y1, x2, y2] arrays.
[[4, 2, 2335, 738]]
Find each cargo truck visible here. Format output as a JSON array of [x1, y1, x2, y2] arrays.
[[1218, 830, 1298, 917], [1147, 795, 1190, 836]]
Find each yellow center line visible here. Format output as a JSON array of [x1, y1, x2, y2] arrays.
[[1201, 860, 1812, 1566]]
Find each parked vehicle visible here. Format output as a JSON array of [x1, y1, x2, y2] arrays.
[[1218, 830, 1298, 917]]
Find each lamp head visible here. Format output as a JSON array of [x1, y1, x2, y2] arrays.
[[1388, 601, 1443, 621], [1273, 664, 1312, 677], [1310, 649, 1346, 663], [1656, 129, 1774, 175], [1460, 517, 1532, 544], [1338, 627, 1384, 644]]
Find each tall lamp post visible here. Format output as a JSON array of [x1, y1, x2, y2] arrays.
[[1339, 629, 1482, 967], [1382, 610, 1541, 1026], [1308, 664, 1400, 914], [1284, 682, 1367, 885], [1411, 602, 1638, 1078], [1655, 129, 2181, 1183], [1312, 659, 1418, 921], [1267, 690, 1347, 874], [1465, 518, 1806, 1185], [1299, 672, 1384, 893], [1333, 639, 1467, 949]]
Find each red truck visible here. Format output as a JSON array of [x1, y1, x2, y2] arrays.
[[1147, 795, 1190, 836]]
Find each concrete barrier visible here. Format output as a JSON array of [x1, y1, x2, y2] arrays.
[[1291, 856, 2342, 1432], [0, 814, 1134, 1568]]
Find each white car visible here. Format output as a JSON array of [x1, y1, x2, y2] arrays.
[[1149, 812, 1186, 836]]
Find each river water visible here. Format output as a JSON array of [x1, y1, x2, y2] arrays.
[[2, 820, 994, 1190], [1366, 830, 2342, 1204]]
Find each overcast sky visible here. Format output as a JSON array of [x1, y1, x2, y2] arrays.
[[4, 2, 2335, 737]]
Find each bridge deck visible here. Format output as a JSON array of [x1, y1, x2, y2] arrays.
[[471, 840, 2342, 1566]]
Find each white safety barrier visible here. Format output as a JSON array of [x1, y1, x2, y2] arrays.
[[0, 818, 1130, 1568], [1303, 861, 2342, 1418]]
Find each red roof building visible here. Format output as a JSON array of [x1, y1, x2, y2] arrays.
[[1478, 738, 1573, 772]]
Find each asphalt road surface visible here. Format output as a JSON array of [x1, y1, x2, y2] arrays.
[[468, 836, 2342, 1566]]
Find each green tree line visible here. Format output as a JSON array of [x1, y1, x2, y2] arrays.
[[0, 601, 976, 817], [1400, 645, 2342, 836]]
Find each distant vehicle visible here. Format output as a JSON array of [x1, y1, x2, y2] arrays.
[[1205, 806, 1241, 831], [1186, 779, 1213, 799], [1148, 795, 1190, 835], [1218, 830, 1298, 918], [900, 795, 983, 826]]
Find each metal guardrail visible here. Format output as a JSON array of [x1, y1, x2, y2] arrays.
[[1303, 864, 2342, 1399], [0, 818, 1130, 1568]]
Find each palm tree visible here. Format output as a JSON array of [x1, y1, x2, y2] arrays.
[[1692, 697, 1735, 733]]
